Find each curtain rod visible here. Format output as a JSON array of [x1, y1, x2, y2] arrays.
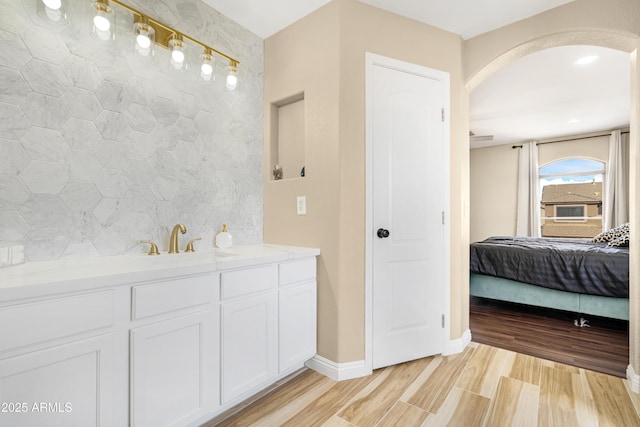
[[511, 130, 630, 149]]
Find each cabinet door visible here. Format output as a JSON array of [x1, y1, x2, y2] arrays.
[[130, 310, 215, 427], [279, 281, 317, 372], [0, 334, 114, 427], [221, 292, 277, 404]]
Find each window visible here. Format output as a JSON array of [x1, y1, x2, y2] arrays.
[[539, 158, 605, 238], [554, 205, 586, 222]]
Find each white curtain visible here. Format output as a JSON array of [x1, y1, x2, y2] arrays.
[[516, 141, 541, 237], [604, 130, 629, 230]]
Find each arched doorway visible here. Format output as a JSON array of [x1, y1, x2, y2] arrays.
[[465, 31, 640, 392]]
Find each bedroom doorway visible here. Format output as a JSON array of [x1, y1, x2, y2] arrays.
[[365, 53, 450, 370], [467, 35, 637, 385]]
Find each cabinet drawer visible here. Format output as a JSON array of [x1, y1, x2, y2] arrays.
[[221, 265, 277, 300], [0, 290, 115, 353], [279, 258, 316, 287], [132, 274, 215, 320]]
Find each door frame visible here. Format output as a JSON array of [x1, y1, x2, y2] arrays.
[[364, 52, 451, 372]]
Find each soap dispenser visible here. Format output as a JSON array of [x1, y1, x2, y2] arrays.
[[215, 224, 233, 249]]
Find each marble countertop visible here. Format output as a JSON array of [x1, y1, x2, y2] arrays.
[[0, 244, 320, 303]]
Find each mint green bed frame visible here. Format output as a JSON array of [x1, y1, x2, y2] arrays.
[[470, 273, 629, 321]]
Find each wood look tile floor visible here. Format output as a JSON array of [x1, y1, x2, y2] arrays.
[[204, 342, 640, 426], [469, 297, 629, 378]]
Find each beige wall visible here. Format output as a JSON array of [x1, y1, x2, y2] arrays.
[[470, 145, 519, 242], [538, 136, 609, 166], [264, 1, 342, 360], [264, 0, 467, 363]]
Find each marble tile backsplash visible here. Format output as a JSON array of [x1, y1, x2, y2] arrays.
[[0, 0, 264, 262]]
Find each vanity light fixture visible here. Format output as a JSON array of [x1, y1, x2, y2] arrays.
[[169, 35, 186, 70], [84, 0, 240, 87], [91, 0, 114, 41], [226, 61, 238, 91], [200, 49, 215, 81], [133, 18, 155, 57], [37, 0, 67, 24]]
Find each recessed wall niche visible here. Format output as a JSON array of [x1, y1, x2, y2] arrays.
[[270, 93, 305, 180]]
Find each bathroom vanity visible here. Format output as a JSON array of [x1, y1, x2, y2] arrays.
[[0, 244, 319, 427]]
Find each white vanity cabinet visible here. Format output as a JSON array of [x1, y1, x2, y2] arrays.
[[278, 258, 317, 373], [129, 273, 218, 427], [218, 256, 318, 407], [0, 289, 123, 427], [220, 264, 278, 404], [0, 245, 319, 427]]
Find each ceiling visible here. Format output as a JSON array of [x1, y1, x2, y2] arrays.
[[470, 45, 631, 149], [202, 0, 630, 149], [202, 0, 576, 40]]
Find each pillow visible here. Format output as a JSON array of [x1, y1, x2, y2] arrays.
[[592, 223, 629, 243], [608, 232, 629, 247]]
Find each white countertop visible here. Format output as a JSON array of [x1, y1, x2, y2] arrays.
[[0, 244, 320, 303]]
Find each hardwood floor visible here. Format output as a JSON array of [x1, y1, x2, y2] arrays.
[[204, 342, 640, 426], [469, 297, 629, 378], [204, 299, 635, 426]]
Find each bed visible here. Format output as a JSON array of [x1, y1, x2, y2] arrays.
[[469, 233, 630, 321]]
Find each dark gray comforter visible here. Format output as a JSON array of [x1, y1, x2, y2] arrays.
[[470, 236, 629, 298]]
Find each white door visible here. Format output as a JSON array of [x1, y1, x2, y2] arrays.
[[368, 54, 448, 369]]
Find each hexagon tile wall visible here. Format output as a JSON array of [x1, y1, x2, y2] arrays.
[[0, 0, 264, 262]]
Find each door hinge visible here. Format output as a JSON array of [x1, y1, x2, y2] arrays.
[[442, 211, 445, 225], [442, 314, 445, 328], [441, 108, 445, 122]]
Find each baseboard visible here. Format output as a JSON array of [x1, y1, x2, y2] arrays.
[[305, 355, 372, 381], [306, 329, 472, 381], [627, 364, 640, 394], [443, 328, 472, 356]]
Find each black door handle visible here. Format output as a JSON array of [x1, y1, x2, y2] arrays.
[[377, 228, 390, 238]]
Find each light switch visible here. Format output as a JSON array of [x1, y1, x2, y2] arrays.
[[296, 196, 306, 215]]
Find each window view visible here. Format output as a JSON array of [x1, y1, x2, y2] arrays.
[[539, 158, 605, 238]]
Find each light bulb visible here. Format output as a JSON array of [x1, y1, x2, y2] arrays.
[[37, 0, 67, 24], [201, 63, 213, 82], [200, 51, 214, 81], [42, 0, 62, 9], [93, 14, 110, 32], [201, 63, 213, 75], [136, 33, 151, 49], [226, 64, 238, 90], [90, 1, 113, 41], [169, 38, 185, 70], [133, 22, 154, 57], [172, 49, 184, 64], [226, 73, 237, 91]]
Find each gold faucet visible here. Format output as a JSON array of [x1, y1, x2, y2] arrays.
[[140, 240, 160, 256], [185, 237, 202, 252], [169, 224, 186, 254]]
